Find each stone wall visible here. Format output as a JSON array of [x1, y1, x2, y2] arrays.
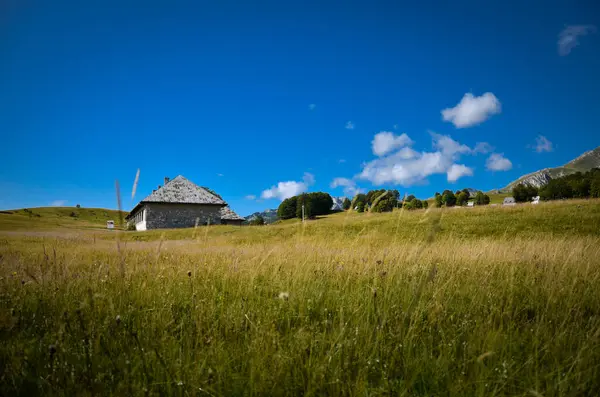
[[145, 203, 223, 229], [222, 219, 244, 226]]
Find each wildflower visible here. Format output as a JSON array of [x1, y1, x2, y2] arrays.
[[177, 381, 183, 386], [115, 315, 121, 325], [278, 292, 289, 301]]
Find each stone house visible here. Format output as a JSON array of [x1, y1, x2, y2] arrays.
[[126, 175, 242, 231], [503, 197, 516, 206], [220, 206, 245, 226]]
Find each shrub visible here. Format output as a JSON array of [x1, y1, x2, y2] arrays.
[[356, 202, 365, 213]]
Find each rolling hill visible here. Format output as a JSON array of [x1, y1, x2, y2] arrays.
[[0, 207, 128, 230]]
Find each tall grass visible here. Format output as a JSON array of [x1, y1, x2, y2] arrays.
[[1, 200, 600, 395]]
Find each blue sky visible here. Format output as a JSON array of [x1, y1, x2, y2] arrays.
[[1, 0, 599, 216]]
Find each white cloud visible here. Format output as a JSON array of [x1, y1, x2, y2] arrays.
[[302, 172, 315, 185], [260, 172, 315, 201], [486, 153, 513, 171], [358, 132, 474, 185], [431, 132, 471, 157], [245, 195, 256, 200], [441, 92, 501, 128], [217, 173, 224, 177], [338, 159, 346, 163], [447, 164, 474, 182], [533, 135, 553, 153], [308, 103, 316, 111], [473, 142, 494, 154], [558, 25, 596, 56], [50, 200, 67, 207], [372, 131, 414, 156], [330, 177, 363, 196], [345, 121, 355, 130]]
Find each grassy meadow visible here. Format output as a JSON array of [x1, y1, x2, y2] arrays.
[[1, 200, 600, 396]]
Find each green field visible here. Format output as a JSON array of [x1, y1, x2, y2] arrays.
[[1, 200, 600, 396]]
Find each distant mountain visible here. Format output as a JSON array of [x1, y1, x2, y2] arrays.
[[463, 188, 478, 197], [244, 209, 278, 224], [499, 146, 600, 193], [331, 196, 347, 211]]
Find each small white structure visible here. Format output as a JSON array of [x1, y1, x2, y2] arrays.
[[467, 201, 475, 207], [503, 197, 516, 206], [106, 220, 115, 230], [531, 196, 540, 205]]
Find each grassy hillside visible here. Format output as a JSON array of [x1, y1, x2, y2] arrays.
[[1, 200, 599, 395], [0, 206, 128, 230]]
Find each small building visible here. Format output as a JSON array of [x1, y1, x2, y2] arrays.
[[126, 175, 226, 231], [106, 220, 114, 230], [220, 206, 245, 226], [503, 197, 516, 206], [467, 201, 475, 207], [532, 196, 540, 205]]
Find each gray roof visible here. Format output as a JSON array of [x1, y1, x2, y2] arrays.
[[141, 175, 225, 205], [220, 206, 245, 221], [127, 175, 225, 218]]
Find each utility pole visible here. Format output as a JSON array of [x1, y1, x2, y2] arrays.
[[302, 204, 305, 222]]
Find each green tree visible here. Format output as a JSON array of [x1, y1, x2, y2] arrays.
[[356, 201, 365, 213], [405, 194, 416, 203], [404, 198, 423, 210], [296, 194, 313, 219], [570, 178, 591, 198], [442, 190, 456, 207], [365, 189, 387, 206], [308, 192, 333, 215], [422, 200, 429, 209], [461, 188, 471, 198], [539, 179, 573, 201], [474, 191, 491, 206], [342, 197, 352, 210], [513, 183, 538, 202], [434, 192, 443, 208], [277, 197, 297, 220], [591, 176, 600, 198], [456, 192, 469, 206], [353, 193, 367, 210]]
